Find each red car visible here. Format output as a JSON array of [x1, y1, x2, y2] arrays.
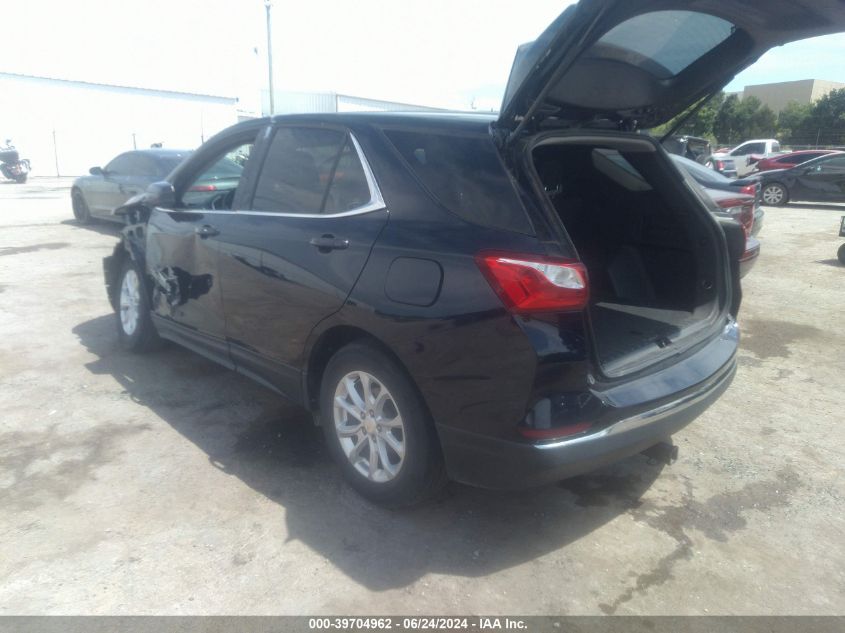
[[704, 188, 759, 278], [753, 150, 841, 172]]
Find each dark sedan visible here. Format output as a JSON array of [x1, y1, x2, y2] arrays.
[[71, 149, 191, 224], [756, 152, 845, 206]]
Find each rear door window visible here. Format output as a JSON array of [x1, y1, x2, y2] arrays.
[[819, 156, 845, 171], [384, 130, 532, 234], [252, 127, 372, 214]]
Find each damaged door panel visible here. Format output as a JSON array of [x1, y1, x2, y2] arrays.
[[145, 210, 226, 342]]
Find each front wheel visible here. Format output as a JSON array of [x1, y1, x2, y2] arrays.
[[13, 174, 27, 184], [320, 342, 446, 507], [72, 190, 92, 224], [116, 259, 159, 352], [761, 182, 788, 206], [837, 243, 845, 265]]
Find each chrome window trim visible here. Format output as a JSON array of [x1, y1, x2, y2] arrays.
[[170, 131, 386, 219], [155, 206, 386, 219]]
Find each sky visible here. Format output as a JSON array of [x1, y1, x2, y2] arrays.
[[3, 0, 845, 112]]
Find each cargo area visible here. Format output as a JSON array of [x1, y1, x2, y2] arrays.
[[532, 139, 723, 376]]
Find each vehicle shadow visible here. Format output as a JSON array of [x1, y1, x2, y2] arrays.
[[73, 314, 667, 590], [61, 218, 123, 237], [815, 258, 844, 268]]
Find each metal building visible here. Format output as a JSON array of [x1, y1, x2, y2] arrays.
[[0, 72, 239, 177]]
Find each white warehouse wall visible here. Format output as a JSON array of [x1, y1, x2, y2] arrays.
[[0, 73, 239, 177]]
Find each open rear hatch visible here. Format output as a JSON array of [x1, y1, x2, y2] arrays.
[[497, 0, 845, 142], [530, 135, 725, 376], [498, 0, 845, 376]]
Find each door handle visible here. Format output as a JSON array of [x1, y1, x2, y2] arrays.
[[309, 235, 349, 252], [195, 224, 220, 238]]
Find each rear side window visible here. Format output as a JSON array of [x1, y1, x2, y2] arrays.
[[252, 127, 372, 214], [385, 130, 532, 234]]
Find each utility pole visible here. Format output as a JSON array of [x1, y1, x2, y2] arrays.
[[52, 128, 60, 177], [265, 0, 275, 116]]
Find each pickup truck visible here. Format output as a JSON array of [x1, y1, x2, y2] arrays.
[[710, 139, 782, 177]]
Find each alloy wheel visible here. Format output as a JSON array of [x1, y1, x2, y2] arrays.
[[333, 370, 406, 483], [119, 269, 141, 336], [762, 184, 785, 205]]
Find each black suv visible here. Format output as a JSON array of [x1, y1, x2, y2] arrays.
[[102, 1, 844, 506]]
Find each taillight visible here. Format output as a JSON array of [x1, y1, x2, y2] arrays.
[[718, 198, 754, 237], [715, 160, 725, 170], [476, 252, 589, 313], [189, 184, 217, 192], [739, 184, 756, 196]]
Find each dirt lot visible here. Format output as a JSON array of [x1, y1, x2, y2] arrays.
[[0, 178, 843, 615]]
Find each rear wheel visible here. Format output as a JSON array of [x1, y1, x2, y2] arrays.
[[837, 243, 845, 265], [72, 190, 92, 224], [116, 258, 159, 352], [761, 182, 788, 206], [320, 342, 446, 507]]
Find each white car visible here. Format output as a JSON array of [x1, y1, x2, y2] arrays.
[[710, 139, 782, 177]]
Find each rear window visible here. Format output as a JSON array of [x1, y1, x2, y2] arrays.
[[595, 11, 735, 79], [384, 130, 532, 234]]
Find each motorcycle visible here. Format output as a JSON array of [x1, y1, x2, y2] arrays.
[[0, 139, 31, 183]]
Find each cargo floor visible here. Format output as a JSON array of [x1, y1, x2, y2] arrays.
[[591, 302, 703, 370]]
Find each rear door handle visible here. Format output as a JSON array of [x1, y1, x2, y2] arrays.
[[195, 224, 220, 238], [309, 235, 349, 251]]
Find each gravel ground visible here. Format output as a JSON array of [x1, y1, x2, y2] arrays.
[[0, 178, 843, 615]]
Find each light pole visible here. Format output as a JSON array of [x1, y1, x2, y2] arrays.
[[264, 0, 275, 116]]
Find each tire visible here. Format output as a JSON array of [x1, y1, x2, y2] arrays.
[[72, 189, 92, 224], [761, 182, 788, 206], [116, 258, 160, 352], [838, 243, 845, 265], [320, 342, 447, 507], [13, 174, 27, 184]]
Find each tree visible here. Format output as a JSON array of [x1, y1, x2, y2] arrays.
[[713, 93, 741, 145], [777, 102, 813, 145], [650, 91, 724, 140], [807, 88, 845, 146]]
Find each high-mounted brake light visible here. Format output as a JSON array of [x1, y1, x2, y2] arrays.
[[189, 184, 217, 192], [476, 252, 589, 313]]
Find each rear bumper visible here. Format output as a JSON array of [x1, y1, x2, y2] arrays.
[[739, 235, 760, 278], [438, 324, 738, 489]]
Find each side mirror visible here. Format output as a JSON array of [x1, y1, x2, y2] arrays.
[[89, 166, 104, 176], [114, 181, 176, 217]]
